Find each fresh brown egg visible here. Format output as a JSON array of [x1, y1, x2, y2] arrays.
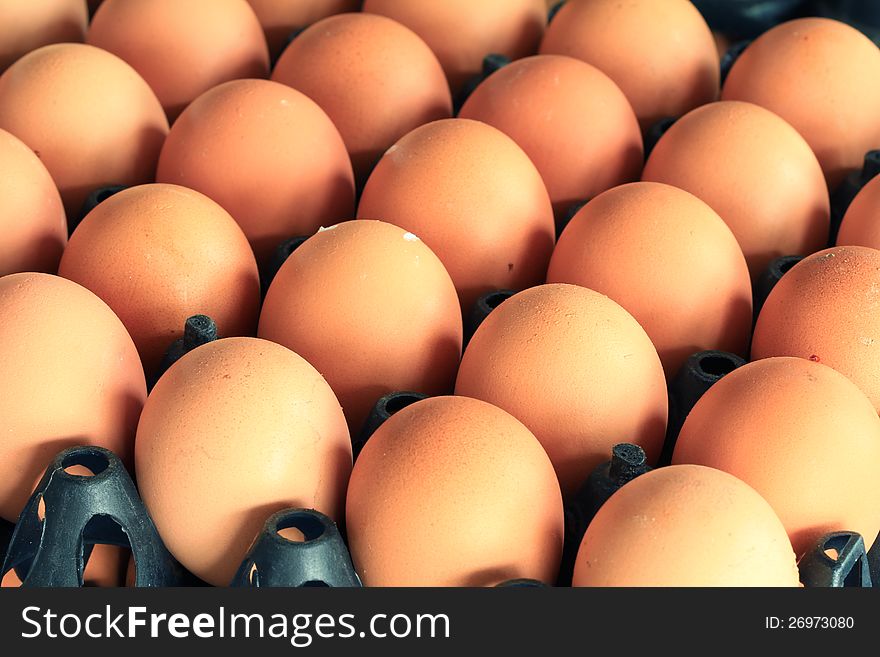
[[346, 396, 563, 586], [0, 273, 146, 522], [135, 337, 352, 586], [752, 246, 880, 412], [643, 101, 829, 278], [271, 13, 452, 187], [573, 465, 800, 586], [540, 0, 719, 132], [0, 0, 88, 72], [837, 175, 880, 248], [362, 0, 547, 94], [672, 357, 880, 557], [0, 43, 168, 218], [357, 118, 555, 311], [459, 55, 642, 221], [722, 18, 880, 189], [58, 184, 261, 379], [258, 220, 462, 433], [87, 0, 269, 121], [156, 79, 354, 267], [246, 0, 361, 60], [455, 284, 667, 497], [547, 182, 752, 378], [0, 128, 66, 276]]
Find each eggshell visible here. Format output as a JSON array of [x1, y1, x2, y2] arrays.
[[455, 284, 667, 496], [573, 465, 800, 586], [87, 0, 269, 121], [0, 273, 146, 522], [0, 0, 88, 71], [82, 545, 129, 587], [346, 396, 563, 586], [837, 175, 880, 249], [0, 128, 66, 275], [547, 182, 752, 378], [247, 0, 360, 59], [752, 246, 880, 413], [0, 43, 168, 218], [357, 118, 555, 311], [271, 13, 452, 187], [540, 0, 719, 131], [156, 79, 354, 267], [643, 100, 829, 278], [58, 184, 261, 378], [135, 337, 351, 586], [362, 0, 547, 93], [672, 357, 880, 556], [722, 18, 880, 189], [459, 55, 642, 221]]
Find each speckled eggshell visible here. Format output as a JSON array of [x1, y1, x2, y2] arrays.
[[259, 220, 462, 433], [58, 184, 261, 378], [573, 465, 800, 586], [271, 13, 451, 187], [722, 18, 880, 189], [643, 101, 829, 278], [455, 283, 667, 497], [357, 118, 555, 311], [0, 43, 168, 218], [547, 182, 752, 378], [0, 0, 88, 71], [0, 128, 66, 275], [135, 337, 352, 586], [672, 357, 880, 556], [837, 175, 880, 249], [87, 0, 269, 121], [246, 0, 361, 59], [156, 79, 354, 267], [459, 55, 643, 221], [346, 396, 563, 586], [0, 273, 146, 522]]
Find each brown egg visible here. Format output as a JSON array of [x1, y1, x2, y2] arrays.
[[246, 0, 360, 60], [752, 246, 880, 413], [643, 101, 829, 278], [58, 184, 261, 378], [573, 465, 800, 586], [346, 396, 563, 586], [135, 337, 351, 586], [0, 128, 66, 275], [0, 273, 146, 522], [271, 13, 451, 187], [362, 0, 547, 94], [357, 119, 555, 311], [258, 220, 462, 433], [722, 18, 880, 189], [837, 175, 880, 248], [540, 0, 719, 132], [455, 284, 667, 497], [0, 0, 88, 72], [82, 545, 129, 587], [156, 79, 354, 267], [672, 357, 880, 556], [0, 43, 168, 218], [547, 182, 752, 378], [459, 55, 642, 221]]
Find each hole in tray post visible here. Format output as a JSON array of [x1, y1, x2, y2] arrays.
[[275, 511, 325, 543], [697, 354, 739, 378]]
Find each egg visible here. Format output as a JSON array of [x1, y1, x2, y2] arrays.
[[837, 175, 880, 249], [459, 55, 642, 221], [246, 0, 360, 60], [0, 128, 66, 275], [258, 220, 462, 433], [0, 43, 168, 218], [547, 182, 752, 378], [672, 357, 880, 556], [346, 396, 563, 586], [722, 18, 880, 189], [357, 119, 555, 311], [362, 0, 547, 94], [455, 284, 667, 497], [58, 184, 261, 378], [642, 101, 829, 278], [0, 0, 88, 72], [573, 465, 800, 586], [271, 13, 451, 187], [135, 337, 351, 586], [87, 0, 270, 121], [0, 273, 146, 522], [156, 79, 354, 267], [540, 0, 719, 132]]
